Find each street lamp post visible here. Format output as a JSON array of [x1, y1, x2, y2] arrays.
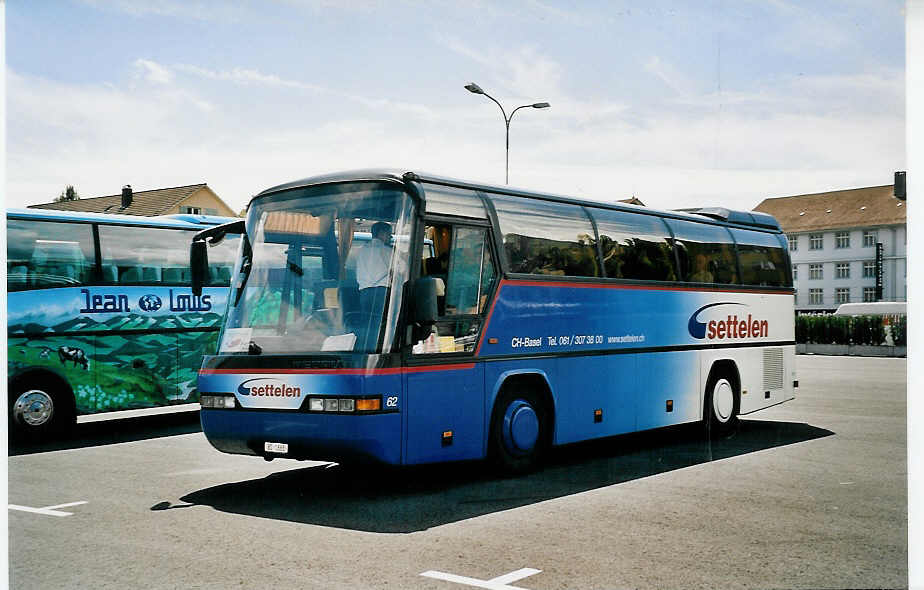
[[464, 82, 550, 184]]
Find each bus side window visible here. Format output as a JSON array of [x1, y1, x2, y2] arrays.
[[490, 194, 599, 278], [665, 219, 739, 285], [591, 209, 677, 281], [730, 227, 788, 287], [99, 225, 198, 286], [6, 219, 94, 290]]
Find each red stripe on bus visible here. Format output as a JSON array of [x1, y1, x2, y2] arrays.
[[502, 279, 792, 295], [199, 364, 476, 376]]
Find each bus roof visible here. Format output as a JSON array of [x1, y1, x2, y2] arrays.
[[251, 168, 782, 233], [7, 207, 237, 230]]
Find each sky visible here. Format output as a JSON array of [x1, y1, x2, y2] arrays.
[[4, 0, 907, 214]]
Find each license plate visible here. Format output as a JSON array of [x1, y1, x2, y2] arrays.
[[264, 442, 288, 454]]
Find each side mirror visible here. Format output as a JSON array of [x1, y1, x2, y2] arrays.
[[412, 277, 438, 326], [190, 239, 209, 296]]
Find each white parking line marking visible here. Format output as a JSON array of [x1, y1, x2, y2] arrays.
[[8, 501, 88, 517], [488, 569, 542, 585], [420, 568, 542, 590]]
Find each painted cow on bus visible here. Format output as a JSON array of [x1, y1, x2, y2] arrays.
[[58, 346, 90, 371]]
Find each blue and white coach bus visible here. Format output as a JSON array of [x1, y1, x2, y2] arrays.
[[7, 208, 240, 440], [193, 170, 795, 473]]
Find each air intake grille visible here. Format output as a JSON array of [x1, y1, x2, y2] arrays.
[[763, 348, 784, 390]]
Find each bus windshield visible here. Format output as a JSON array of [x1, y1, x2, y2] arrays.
[[220, 182, 416, 355]]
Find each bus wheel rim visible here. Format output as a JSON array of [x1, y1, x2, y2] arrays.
[[502, 399, 539, 456], [13, 390, 54, 427], [713, 379, 734, 422]]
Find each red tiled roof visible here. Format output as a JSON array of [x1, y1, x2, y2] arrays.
[[29, 184, 209, 217], [753, 185, 905, 233]]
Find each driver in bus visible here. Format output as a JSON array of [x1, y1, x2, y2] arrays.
[[356, 221, 394, 315]]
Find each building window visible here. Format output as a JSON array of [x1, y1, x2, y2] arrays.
[[835, 287, 850, 304], [835, 231, 850, 248], [792, 265, 798, 281], [863, 231, 877, 247], [835, 262, 850, 279], [863, 287, 877, 302], [788, 235, 798, 251], [184, 206, 201, 214], [809, 288, 824, 305], [863, 261, 876, 278], [809, 234, 823, 250], [809, 263, 823, 280]]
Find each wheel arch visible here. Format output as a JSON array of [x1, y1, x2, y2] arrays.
[[8, 368, 77, 416], [486, 369, 556, 455], [703, 357, 741, 418]]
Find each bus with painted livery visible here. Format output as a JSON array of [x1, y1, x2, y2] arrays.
[[7, 208, 240, 440], [193, 170, 795, 473]]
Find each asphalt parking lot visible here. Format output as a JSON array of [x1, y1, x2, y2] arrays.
[[8, 355, 907, 589]]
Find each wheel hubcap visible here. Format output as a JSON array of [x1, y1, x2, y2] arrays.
[[502, 399, 539, 456], [13, 390, 54, 427], [712, 379, 734, 422]]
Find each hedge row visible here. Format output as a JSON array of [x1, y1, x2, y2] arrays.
[[795, 314, 892, 345], [891, 315, 907, 347]]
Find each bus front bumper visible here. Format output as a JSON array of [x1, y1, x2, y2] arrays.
[[200, 409, 402, 465]]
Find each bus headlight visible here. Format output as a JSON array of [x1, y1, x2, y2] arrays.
[[306, 396, 382, 413], [200, 395, 236, 409]]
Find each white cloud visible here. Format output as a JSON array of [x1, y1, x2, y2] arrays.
[[6, 42, 904, 218], [78, 0, 248, 22], [644, 56, 696, 96], [133, 59, 173, 84]]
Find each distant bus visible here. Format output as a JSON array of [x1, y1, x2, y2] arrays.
[[195, 170, 795, 473], [833, 302, 906, 317], [7, 208, 240, 440]]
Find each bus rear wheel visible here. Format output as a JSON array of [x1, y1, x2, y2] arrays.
[[704, 371, 739, 438], [489, 390, 549, 475], [9, 385, 75, 441]]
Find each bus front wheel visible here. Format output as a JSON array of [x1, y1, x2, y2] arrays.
[[489, 390, 549, 475], [704, 371, 739, 438], [9, 384, 75, 441]]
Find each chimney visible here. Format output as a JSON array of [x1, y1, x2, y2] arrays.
[[894, 171, 906, 201], [121, 185, 133, 208]]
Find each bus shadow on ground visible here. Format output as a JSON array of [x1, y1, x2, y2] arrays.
[[174, 419, 833, 533], [8, 410, 202, 456]]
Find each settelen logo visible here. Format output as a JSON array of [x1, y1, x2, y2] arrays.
[[237, 378, 302, 398], [688, 302, 769, 340]]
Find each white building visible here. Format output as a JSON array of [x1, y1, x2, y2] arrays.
[[754, 184, 906, 312]]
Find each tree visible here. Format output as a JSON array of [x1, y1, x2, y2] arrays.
[[55, 185, 80, 202]]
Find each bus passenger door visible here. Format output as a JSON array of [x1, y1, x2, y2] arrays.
[[404, 222, 497, 465]]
